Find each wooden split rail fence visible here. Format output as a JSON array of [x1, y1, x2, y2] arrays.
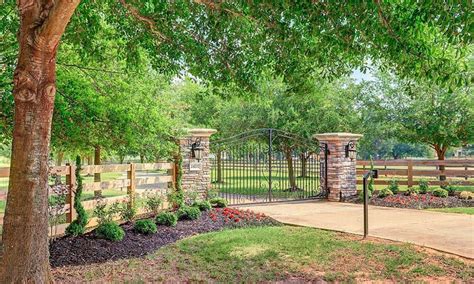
[[357, 159, 474, 187], [0, 162, 177, 236]]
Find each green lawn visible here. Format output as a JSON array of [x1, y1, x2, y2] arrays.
[[427, 207, 474, 215], [52, 226, 473, 282]]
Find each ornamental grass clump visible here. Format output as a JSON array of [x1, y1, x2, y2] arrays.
[[432, 188, 448, 198], [155, 211, 178, 227], [209, 197, 228, 208], [192, 200, 212, 211]]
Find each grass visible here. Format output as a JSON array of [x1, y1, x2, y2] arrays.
[[52, 226, 474, 282], [427, 207, 474, 215]]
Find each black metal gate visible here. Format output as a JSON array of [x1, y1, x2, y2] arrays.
[[210, 129, 328, 205]]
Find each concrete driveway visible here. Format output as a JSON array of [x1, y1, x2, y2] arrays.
[[239, 201, 474, 259]]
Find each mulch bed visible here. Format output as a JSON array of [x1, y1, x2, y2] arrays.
[[49, 208, 279, 268], [346, 193, 474, 209]]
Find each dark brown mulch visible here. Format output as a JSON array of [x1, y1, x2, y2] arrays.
[[346, 193, 474, 209], [49, 208, 279, 268]]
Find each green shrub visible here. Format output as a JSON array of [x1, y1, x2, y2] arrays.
[[93, 200, 117, 225], [144, 192, 162, 215], [65, 156, 88, 236], [192, 200, 212, 211], [209, 197, 228, 208], [117, 203, 137, 222], [444, 185, 457, 196], [388, 179, 399, 194], [405, 187, 419, 196], [167, 190, 184, 209], [177, 206, 201, 220], [134, 219, 157, 234], [155, 212, 178, 227], [378, 188, 393, 198], [95, 222, 125, 241], [432, 188, 448, 198], [418, 179, 429, 194]]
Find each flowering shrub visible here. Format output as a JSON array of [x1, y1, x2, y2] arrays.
[[371, 193, 471, 209], [208, 208, 279, 227]]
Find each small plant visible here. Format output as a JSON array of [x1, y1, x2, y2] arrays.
[[95, 222, 125, 241], [388, 179, 399, 194], [93, 199, 119, 225], [405, 187, 419, 196], [115, 200, 137, 222], [155, 211, 178, 226], [192, 200, 212, 211], [167, 190, 184, 209], [418, 179, 429, 194], [184, 187, 199, 205], [209, 197, 228, 208], [177, 206, 201, 220], [134, 219, 157, 234], [358, 188, 372, 201], [378, 188, 393, 198], [144, 192, 162, 215], [432, 188, 448, 198], [444, 185, 457, 196]]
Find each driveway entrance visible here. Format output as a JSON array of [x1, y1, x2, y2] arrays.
[[240, 200, 474, 259]]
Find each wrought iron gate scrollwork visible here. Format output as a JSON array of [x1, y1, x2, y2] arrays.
[[210, 128, 328, 205]]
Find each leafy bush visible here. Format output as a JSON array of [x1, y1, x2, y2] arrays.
[[444, 185, 457, 196], [155, 211, 178, 226], [134, 219, 157, 234], [95, 222, 125, 241], [388, 179, 399, 194], [192, 200, 212, 211], [116, 201, 137, 222], [432, 188, 448, 198], [167, 190, 184, 209], [177, 206, 201, 220], [405, 187, 419, 196], [378, 188, 393, 198], [93, 200, 118, 225], [66, 156, 89, 236], [144, 192, 162, 215], [209, 197, 228, 208], [418, 179, 429, 194]]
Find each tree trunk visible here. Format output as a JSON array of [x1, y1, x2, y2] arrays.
[[94, 145, 102, 197], [299, 153, 308, 178], [285, 148, 297, 191], [140, 154, 144, 163], [434, 145, 448, 183], [87, 155, 93, 165], [1, 1, 79, 282], [56, 151, 64, 166]]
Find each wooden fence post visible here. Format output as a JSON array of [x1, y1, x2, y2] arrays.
[[407, 159, 413, 187], [127, 163, 136, 209], [66, 163, 76, 223]]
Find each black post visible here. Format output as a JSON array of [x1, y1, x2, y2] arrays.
[[363, 169, 377, 238], [363, 175, 369, 238], [268, 129, 273, 202]]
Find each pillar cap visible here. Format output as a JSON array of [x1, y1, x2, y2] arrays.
[[184, 128, 217, 138], [313, 132, 363, 141]]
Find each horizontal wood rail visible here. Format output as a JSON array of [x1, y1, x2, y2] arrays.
[[0, 162, 177, 237], [357, 159, 474, 187]]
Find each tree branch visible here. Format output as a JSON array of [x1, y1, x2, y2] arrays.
[[36, 0, 81, 51]]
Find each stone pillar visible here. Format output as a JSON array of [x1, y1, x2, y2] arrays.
[[314, 133, 363, 201], [179, 128, 217, 196]]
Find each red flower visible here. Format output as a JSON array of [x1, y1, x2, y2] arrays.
[[234, 218, 240, 222]]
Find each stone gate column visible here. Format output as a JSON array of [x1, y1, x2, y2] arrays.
[[313, 133, 363, 201], [179, 128, 217, 196]]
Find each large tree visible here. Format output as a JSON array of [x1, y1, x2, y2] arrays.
[[1, 1, 471, 282]]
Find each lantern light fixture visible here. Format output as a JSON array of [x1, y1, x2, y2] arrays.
[[345, 140, 357, 160], [190, 138, 204, 161]]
